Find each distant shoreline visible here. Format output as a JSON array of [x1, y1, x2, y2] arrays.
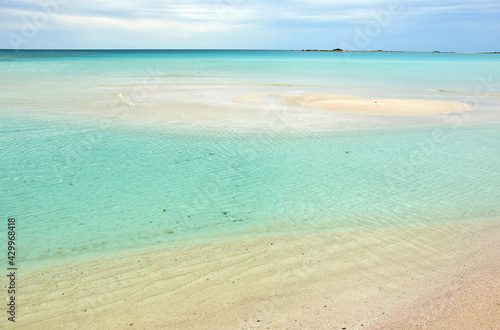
[[294, 49, 500, 54]]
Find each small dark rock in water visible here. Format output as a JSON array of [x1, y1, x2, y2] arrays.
[[163, 209, 166, 212], [69, 183, 73, 186], [222, 211, 229, 215], [345, 151, 351, 154]]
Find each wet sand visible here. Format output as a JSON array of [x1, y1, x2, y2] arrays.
[[371, 257, 499, 329], [11, 219, 498, 329]]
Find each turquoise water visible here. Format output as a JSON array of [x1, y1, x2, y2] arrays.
[[0, 50, 499, 264], [2, 50, 499, 96]]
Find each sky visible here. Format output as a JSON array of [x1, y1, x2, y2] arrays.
[[1, 0, 499, 51]]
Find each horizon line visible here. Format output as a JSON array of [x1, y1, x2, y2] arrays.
[[0, 48, 499, 54]]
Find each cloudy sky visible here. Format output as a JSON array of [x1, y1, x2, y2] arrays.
[[1, 0, 499, 51]]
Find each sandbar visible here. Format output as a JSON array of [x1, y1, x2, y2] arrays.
[[276, 92, 472, 115]]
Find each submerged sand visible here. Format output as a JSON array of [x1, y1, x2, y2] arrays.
[[11, 219, 499, 329]]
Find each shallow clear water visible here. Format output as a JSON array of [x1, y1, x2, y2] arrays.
[[1, 117, 498, 262], [0, 50, 499, 264]]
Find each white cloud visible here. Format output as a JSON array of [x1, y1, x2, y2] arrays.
[[1, 0, 499, 49]]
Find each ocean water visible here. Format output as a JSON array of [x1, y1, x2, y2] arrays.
[[0, 50, 499, 265]]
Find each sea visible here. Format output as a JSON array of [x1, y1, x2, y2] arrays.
[[0, 50, 499, 267]]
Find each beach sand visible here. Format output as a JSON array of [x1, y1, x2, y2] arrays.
[[11, 219, 498, 329], [370, 253, 500, 329]]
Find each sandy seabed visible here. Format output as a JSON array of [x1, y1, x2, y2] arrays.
[[8, 219, 499, 329]]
